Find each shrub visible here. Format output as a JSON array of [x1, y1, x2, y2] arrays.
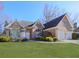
[[34, 37, 46, 41], [45, 36, 58, 42], [53, 37, 58, 42], [21, 38, 29, 42], [34, 36, 58, 42], [46, 37, 53, 42], [0, 36, 12, 42], [72, 33, 79, 39], [46, 37, 58, 42]]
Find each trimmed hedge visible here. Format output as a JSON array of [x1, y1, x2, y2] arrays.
[[0, 36, 12, 42], [15, 38, 29, 42], [21, 38, 29, 42], [33, 37, 46, 41], [34, 36, 58, 42]]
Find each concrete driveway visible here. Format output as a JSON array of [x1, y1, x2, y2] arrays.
[[61, 40, 79, 45]]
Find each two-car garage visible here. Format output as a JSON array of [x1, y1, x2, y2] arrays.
[[57, 31, 72, 40]]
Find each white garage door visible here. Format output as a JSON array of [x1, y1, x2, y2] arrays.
[[66, 32, 72, 40], [58, 31, 72, 40], [20, 32, 30, 39], [58, 31, 65, 40]]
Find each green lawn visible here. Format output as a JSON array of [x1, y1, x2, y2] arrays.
[[0, 42, 79, 58]]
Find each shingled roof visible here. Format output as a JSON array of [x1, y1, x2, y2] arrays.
[[28, 22, 35, 27], [18, 20, 33, 28], [44, 14, 66, 29]]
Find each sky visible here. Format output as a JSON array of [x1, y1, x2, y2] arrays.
[[0, 1, 79, 25]]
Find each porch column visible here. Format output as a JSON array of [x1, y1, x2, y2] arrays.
[[29, 29, 32, 39]]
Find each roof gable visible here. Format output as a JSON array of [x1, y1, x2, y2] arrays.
[[5, 20, 33, 29], [6, 21, 23, 29], [61, 15, 73, 31], [44, 14, 66, 29], [28, 20, 44, 29]]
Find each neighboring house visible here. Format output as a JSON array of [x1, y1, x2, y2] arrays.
[[73, 23, 79, 33], [4, 20, 33, 41], [74, 27, 79, 32], [4, 14, 74, 40]]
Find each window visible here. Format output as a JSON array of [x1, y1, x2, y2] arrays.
[[20, 29, 25, 32], [35, 29, 41, 32]]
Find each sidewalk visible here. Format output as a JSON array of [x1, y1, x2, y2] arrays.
[[34, 40, 72, 43], [34, 40, 79, 45]]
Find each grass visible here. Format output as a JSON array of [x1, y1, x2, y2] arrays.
[[0, 42, 79, 58]]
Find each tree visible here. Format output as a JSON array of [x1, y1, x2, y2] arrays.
[[43, 4, 65, 23], [72, 13, 79, 23], [0, 2, 13, 33], [71, 13, 79, 28], [4, 20, 9, 27]]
